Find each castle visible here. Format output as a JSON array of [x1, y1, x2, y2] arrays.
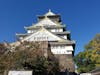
[[16, 10, 76, 73]]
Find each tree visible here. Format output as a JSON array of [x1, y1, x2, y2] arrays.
[[74, 34, 100, 73], [0, 43, 10, 73], [0, 41, 59, 75], [0, 43, 8, 55]]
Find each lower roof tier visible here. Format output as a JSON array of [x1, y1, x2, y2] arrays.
[[16, 27, 75, 48], [49, 41, 75, 45]]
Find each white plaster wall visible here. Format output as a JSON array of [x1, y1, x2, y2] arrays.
[[51, 45, 73, 54], [60, 35, 67, 39], [59, 28, 63, 32], [27, 30, 30, 33], [51, 29, 56, 32], [50, 28, 63, 32], [64, 35, 67, 39], [19, 37, 23, 40], [27, 30, 35, 33], [27, 30, 31, 33]]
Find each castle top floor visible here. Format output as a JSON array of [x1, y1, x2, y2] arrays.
[[37, 9, 61, 23]]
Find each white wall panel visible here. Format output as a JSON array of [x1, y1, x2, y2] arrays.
[[8, 71, 32, 75], [51, 45, 73, 54]]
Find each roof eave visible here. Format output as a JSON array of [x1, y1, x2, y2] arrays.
[[37, 14, 61, 18]]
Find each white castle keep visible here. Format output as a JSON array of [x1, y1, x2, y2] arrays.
[[15, 10, 76, 72]]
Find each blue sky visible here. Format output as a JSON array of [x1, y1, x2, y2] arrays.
[[0, 0, 100, 55]]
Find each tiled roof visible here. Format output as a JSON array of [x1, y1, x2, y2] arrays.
[[49, 40, 75, 45], [35, 17, 57, 26], [16, 33, 30, 36], [53, 31, 70, 35], [23, 27, 66, 42], [24, 24, 66, 30]]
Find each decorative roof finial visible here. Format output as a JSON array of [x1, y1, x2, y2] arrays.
[[44, 9, 55, 16], [49, 9, 51, 12]]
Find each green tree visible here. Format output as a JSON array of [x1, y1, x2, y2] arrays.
[[74, 34, 100, 73]]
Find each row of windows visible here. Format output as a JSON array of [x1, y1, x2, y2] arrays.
[[51, 45, 66, 49], [27, 28, 63, 33]]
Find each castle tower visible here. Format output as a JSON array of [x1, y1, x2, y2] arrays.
[[16, 10, 76, 73]]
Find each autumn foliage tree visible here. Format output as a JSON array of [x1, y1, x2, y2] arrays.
[[74, 34, 100, 73], [0, 41, 59, 75]]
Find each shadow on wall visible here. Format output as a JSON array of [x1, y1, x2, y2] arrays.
[[37, 72, 78, 75], [51, 72, 77, 75]]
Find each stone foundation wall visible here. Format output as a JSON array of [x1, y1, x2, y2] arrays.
[[54, 54, 75, 72]]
